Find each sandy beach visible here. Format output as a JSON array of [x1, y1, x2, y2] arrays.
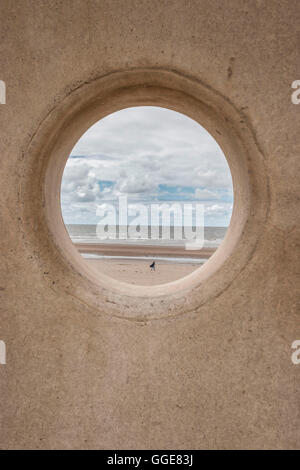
[[76, 243, 216, 285], [87, 259, 202, 285], [76, 242, 215, 259]]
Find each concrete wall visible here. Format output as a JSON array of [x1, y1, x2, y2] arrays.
[[0, 0, 299, 449]]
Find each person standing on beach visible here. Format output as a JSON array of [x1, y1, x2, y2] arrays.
[[150, 261, 156, 271]]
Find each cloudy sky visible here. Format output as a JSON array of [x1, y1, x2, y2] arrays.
[[61, 106, 233, 226]]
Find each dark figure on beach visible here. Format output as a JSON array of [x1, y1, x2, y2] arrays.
[[150, 261, 156, 271]]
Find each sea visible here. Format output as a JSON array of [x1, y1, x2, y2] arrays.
[[66, 224, 227, 264]]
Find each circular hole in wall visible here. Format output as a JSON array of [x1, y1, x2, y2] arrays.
[[60, 106, 233, 286]]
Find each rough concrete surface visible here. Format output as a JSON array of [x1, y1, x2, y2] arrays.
[[0, 0, 299, 449]]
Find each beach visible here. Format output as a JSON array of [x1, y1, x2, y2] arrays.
[[76, 242, 216, 285], [68, 226, 224, 285], [76, 242, 215, 259], [87, 259, 201, 285]]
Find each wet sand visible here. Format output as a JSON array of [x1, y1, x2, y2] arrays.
[[76, 242, 215, 259]]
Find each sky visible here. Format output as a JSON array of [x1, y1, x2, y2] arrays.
[[60, 106, 233, 226]]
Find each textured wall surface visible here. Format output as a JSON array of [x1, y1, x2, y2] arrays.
[[0, 0, 299, 449]]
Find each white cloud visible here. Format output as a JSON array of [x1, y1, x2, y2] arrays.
[[115, 173, 157, 195], [61, 107, 233, 225], [205, 203, 232, 216], [194, 188, 220, 200]]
